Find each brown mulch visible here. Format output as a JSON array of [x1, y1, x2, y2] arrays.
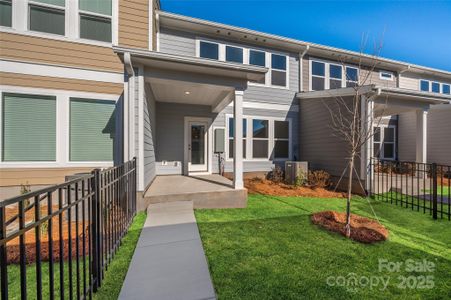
[[311, 211, 389, 244], [6, 222, 88, 264], [244, 178, 345, 198]]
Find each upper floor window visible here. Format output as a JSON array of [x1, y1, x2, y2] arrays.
[[0, 0, 12, 27], [199, 41, 219, 60], [311, 61, 326, 90], [29, 0, 66, 36], [79, 0, 112, 42], [329, 64, 343, 89], [380, 71, 394, 81], [443, 84, 450, 95], [226, 45, 243, 64], [420, 80, 430, 92], [420, 79, 450, 94], [249, 50, 265, 67], [346, 67, 359, 87], [271, 54, 287, 87]]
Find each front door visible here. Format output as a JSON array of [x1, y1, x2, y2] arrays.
[[188, 121, 208, 172]]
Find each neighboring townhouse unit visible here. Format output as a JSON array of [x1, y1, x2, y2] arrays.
[[1, 1, 450, 204]]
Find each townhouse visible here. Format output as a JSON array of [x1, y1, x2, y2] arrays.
[[1, 0, 450, 204]]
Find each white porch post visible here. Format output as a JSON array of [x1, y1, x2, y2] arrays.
[[415, 108, 428, 164], [361, 96, 374, 191], [233, 89, 244, 189]]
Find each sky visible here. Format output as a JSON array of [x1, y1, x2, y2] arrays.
[[160, 0, 451, 71]]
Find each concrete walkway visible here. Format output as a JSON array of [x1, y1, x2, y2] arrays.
[[119, 201, 216, 300]]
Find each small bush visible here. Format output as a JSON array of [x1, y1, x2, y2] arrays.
[[294, 171, 307, 187], [308, 170, 331, 188], [20, 182, 32, 208], [267, 166, 284, 183]]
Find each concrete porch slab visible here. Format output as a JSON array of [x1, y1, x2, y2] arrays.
[[142, 175, 247, 209], [119, 201, 216, 300]]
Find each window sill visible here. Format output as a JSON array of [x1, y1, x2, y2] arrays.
[[248, 82, 290, 90]]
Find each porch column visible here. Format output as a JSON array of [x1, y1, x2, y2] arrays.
[[415, 108, 428, 164], [361, 96, 374, 191], [233, 90, 244, 189]]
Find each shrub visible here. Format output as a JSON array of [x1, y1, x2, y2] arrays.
[[308, 170, 331, 188], [294, 171, 307, 187], [267, 166, 284, 183], [20, 182, 32, 208]]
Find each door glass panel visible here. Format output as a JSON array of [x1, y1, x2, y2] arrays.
[[191, 125, 205, 165]]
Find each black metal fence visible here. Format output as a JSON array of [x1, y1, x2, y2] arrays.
[[369, 158, 451, 220], [0, 158, 137, 300]]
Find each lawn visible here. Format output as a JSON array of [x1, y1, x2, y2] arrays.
[[6, 212, 146, 300], [195, 194, 451, 299]]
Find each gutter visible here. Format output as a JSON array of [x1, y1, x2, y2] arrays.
[[124, 52, 135, 76], [299, 45, 310, 92]]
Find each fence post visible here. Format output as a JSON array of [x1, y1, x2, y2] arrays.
[[90, 169, 101, 291], [431, 163, 438, 220], [0, 207, 8, 300]]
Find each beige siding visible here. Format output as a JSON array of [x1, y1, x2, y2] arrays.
[[399, 72, 451, 91], [0, 167, 95, 187], [302, 56, 309, 92], [119, 0, 149, 49], [0, 72, 124, 95], [0, 32, 123, 72]]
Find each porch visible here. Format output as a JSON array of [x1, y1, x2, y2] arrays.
[[143, 174, 247, 209]]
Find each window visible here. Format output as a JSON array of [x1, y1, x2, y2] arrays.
[[199, 41, 219, 60], [252, 119, 269, 158], [431, 82, 440, 93], [79, 0, 112, 42], [70, 98, 116, 161], [380, 71, 394, 81], [228, 118, 246, 159], [329, 64, 343, 89], [29, 0, 66, 36], [274, 121, 289, 159], [249, 50, 265, 67], [0, 0, 12, 27], [2, 93, 56, 161], [311, 61, 325, 91], [271, 54, 287, 87], [420, 80, 430, 92], [226, 46, 243, 63], [373, 126, 395, 159], [346, 67, 359, 87], [443, 84, 450, 95]]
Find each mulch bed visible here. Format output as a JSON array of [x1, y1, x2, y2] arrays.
[[244, 178, 345, 198], [311, 211, 389, 244], [6, 222, 89, 264]]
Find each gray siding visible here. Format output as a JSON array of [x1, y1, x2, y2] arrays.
[[399, 72, 451, 91], [143, 83, 157, 187], [159, 28, 196, 57], [399, 107, 451, 165], [299, 97, 360, 177]]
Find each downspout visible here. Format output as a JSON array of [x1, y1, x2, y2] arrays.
[[298, 45, 310, 92], [124, 52, 135, 161], [397, 65, 411, 88]]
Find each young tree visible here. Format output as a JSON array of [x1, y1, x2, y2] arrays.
[[323, 35, 388, 237]]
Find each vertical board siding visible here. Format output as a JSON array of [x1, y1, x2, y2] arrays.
[[119, 0, 149, 49]]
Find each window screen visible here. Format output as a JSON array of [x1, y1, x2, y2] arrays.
[[2, 93, 56, 161], [0, 0, 12, 27], [70, 98, 116, 161], [80, 14, 112, 42]]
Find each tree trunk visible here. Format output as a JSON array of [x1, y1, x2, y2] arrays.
[[345, 156, 354, 238]]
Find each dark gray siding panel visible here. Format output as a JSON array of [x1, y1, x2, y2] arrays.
[[428, 106, 451, 165], [299, 97, 359, 177], [398, 111, 417, 161]]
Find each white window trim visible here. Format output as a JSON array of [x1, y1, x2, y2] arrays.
[[225, 114, 292, 162], [195, 37, 289, 89], [0, 86, 118, 168], [373, 125, 396, 160], [309, 58, 360, 91], [419, 79, 451, 94], [379, 71, 394, 81], [28, 0, 66, 37], [2, 0, 114, 47]]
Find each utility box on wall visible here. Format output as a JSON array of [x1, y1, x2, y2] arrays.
[[285, 161, 309, 185], [214, 128, 225, 153]]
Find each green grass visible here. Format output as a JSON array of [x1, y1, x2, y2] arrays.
[[423, 185, 450, 196], [195, 195, 451, 299], [7, 212, 146, 300]]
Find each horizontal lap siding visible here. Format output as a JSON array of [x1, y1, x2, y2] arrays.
[[0, 168, 95, 187], [0, 32, 122, 72], [0, 72, 124, 94], [299, 97, 358, 177], [159, 28, 196, 56], [400, 72, 451, 91], [398, 111, 417, 161], [119, 0, 148, 49], [143, 84, 157, 188], [427, 106, 451, 165]]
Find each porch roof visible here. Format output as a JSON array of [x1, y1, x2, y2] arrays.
[[296, 85, 451, 105], [113, 46, 267, 82]]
